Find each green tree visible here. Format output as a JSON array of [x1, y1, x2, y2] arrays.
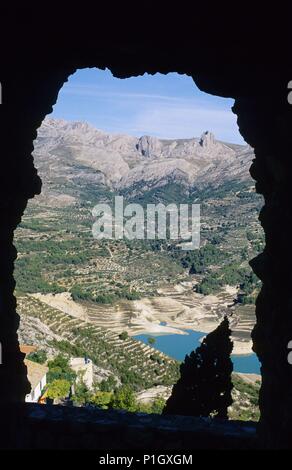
[[47, 355, 76, 384], [151, 397, 166, 414], [119, 331, 129, 341], [46, 379, 71, 400], [148, 337, 156, 346], [99, 376, 117, 392], [136, 396, 166, 414], [27, 350, 47, 364], [109, 385, 137, 412], [91, 391, 113, 409], [70, 284, 90, 301], [163, 317, 233, 419], [72, 382, 92, 406]]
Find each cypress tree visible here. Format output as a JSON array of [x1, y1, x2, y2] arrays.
[[163, 316, 233, 418]]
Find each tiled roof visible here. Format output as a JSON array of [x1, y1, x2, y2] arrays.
[[20, 344, 38, 355]]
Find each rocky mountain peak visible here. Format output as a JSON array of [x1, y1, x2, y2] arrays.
[[136, 135, 162, 158], [199, 131, 216, 148]]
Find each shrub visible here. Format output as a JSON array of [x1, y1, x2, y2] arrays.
[[46, 379, 71, 400], [109, 385, 137, 412], [27, 350, 47, 364], [119, 331, 129, 341]]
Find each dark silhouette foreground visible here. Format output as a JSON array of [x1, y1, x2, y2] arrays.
[[164, 317, 233, 418]]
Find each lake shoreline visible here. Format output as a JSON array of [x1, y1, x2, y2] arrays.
[[134, 328, 260, 374], [31, 290, 254, 356], [130, 324, 253, 356]]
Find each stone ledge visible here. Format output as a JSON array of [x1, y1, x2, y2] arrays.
[[1, 403, 257, 449]]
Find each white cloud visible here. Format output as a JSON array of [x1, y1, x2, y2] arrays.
[[131, 105, 240, 141], [62, 85, 187, 103]]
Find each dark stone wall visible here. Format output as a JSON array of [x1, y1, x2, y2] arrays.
[[233, 96, 292, 448], [1, 4, 292, 448], [0, 404, 257, 450]]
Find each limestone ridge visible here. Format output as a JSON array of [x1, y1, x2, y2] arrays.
[[199, 130, 215, 148], [34, 118, 254, 196], [136, 135, 162, 158]]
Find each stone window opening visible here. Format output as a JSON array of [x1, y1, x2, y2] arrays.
[[1, 57, 291, 448], [10, 67, 262, 418]]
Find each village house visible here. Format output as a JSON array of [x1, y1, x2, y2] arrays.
[[24, 359, 48, 403], [69, 357, 93, 390]]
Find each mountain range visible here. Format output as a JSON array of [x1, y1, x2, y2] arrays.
[[33, 118, 254, 202]]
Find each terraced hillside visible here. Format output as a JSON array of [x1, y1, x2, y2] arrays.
[[14, 178, 263, 305], [17, 295, 179, 391], [15, 200, 186, 301]]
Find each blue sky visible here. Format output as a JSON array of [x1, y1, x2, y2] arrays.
[[52, 68, 244, 144]]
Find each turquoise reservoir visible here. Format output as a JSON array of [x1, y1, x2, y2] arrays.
[[134, 329, 261, 374]]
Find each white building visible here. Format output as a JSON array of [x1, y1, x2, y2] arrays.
[[69, 357, 93, 390], [25, 359, 48, 403]]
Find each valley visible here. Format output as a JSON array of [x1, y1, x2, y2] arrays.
[[14, 118, 264, 419]]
